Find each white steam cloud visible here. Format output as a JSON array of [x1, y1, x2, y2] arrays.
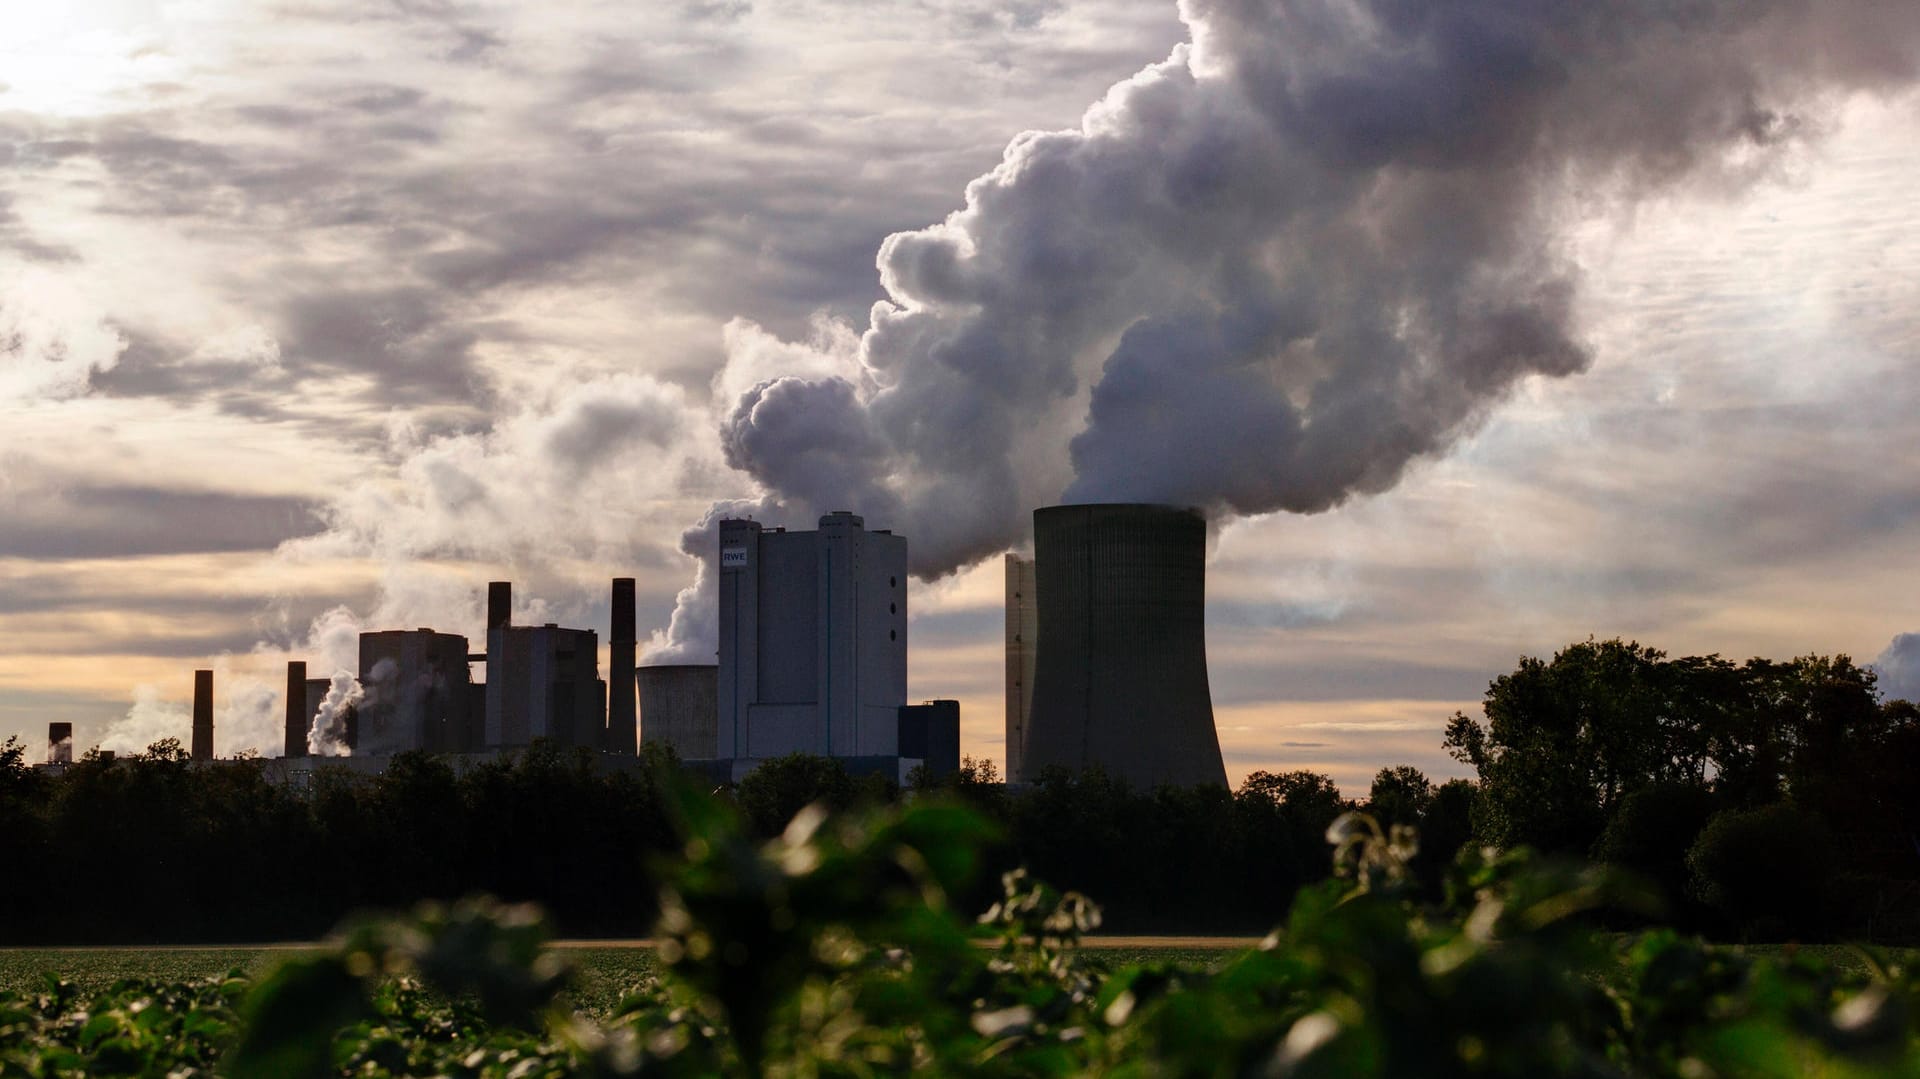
[[670, 0, 1920, 668]]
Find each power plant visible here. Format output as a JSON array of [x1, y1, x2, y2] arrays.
[[710, 511, 956, 782], [61, 502, 1232, 791], [639, 664, 719, 760], [1010, 504, 1228, 788]]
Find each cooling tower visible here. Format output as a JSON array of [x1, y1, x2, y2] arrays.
[[608, 578, 638, 755], [639, 664, 719, 760], [1023, 504, 1227, 788]]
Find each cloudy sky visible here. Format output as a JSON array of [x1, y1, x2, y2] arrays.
[[3, 0, 1918, 793]]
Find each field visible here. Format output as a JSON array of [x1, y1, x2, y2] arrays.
[[0, 937, 1267, 1016]]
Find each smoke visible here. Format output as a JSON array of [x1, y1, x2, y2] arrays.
[[0, 268, 128, 401], [307, 668, 363, 757], [98, 656, 279, 756], [1873, 633, 1920, 704], [701, 0, 1920, 595]]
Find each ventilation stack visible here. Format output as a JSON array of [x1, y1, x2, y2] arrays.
[[191, 669, 214, 761], [1023, 504, 1227, 788], [488, 581, 512, 631], [284, 661, 310, 759], [608, 577, 638, 754], [48, 722, 73, 765]]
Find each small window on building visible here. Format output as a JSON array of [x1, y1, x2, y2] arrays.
[[890, 629, 897, 641], [890, 576, 897, 587], [889, 602, 896, 614]]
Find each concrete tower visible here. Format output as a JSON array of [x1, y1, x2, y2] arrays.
[[284, 661, 309, 759], [608, 578, 638, 754], [191, 669, 214, 761], [717, 512, 908, 763], [639, 663, 719, 759], [1004, 554, 1037, 781], [1023, 504, 1227, 788]]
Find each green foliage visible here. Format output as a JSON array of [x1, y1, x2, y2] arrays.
[[1688, 804, 1837, 939], [11, 792, 1920, 1076]]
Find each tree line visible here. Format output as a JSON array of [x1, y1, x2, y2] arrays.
[[2, 636, 1914, 943]]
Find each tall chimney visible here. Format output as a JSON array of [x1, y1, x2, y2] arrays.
[[608, 577, 638, 754], [284, 661, 309, 759], [48, 722, 73, 765], [191, 669, 214, 761], [487, 581, 512, 631]]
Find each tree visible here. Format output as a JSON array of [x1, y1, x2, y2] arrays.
[[734, 754, 858, 837], [1687, 803, 1834, 939], [1446, 639, 1696, 854], [1365, 766, 1432, 827]]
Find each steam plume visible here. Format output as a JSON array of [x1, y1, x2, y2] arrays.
[[703, 0, 1918, 584]]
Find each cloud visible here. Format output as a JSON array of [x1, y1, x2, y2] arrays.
[[1874, 634, 1920, 703], [0, 269, 127, 400], [711, 0, 1920, 587], [0, 480, 322, 559]]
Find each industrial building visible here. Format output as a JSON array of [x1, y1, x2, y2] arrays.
[[481, 587, 606, 750], [717, 511, 909, 763], [639, 663, 719, 760], [607, 578, 639, 755], [282, 662, 330, 759], [1004, 554, 1037, 783], [191, 669, 213, 761], [356, 629, 477, 754], [1014, 503, 1228, 788]]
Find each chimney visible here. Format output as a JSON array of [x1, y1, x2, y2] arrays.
[[191, 669, 214, 761], [48, 722, 73, 765], [284, 661, 309, 759], [487, 581, 512, 631], [608, 577, 638, 754]]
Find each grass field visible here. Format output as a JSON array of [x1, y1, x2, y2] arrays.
[[0, 937, 1258, 1012], [4, 938, 1907, 1017]]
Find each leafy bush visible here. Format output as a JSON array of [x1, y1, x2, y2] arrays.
[[6, 788, 1919, 1077]]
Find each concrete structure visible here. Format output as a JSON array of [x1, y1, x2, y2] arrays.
[[1021, 504, 1227, 788], [484, 622, 604, 749], [1004, 554, 1037, 782], [717, 511, 908, 762], [639, 664, 719, 759], [898, 700, 961, 781], [48, 722, 72, 765], [284, 661, 309, 759], [608, 578, 638, 755], [358, 630, 476, 754], [191, 669, 214, 761]]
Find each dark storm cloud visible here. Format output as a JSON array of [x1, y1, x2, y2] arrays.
[[0, 485, 323, 559]]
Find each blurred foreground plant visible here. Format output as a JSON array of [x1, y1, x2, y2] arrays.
[[7, 789, 1920, 1077]]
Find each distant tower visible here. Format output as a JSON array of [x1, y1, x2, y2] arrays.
[[191, 669, 214, 761], [1023, 504, 1226, 788], [639, 663, 719, 759], [608, 578, 638, 755], [717, 512, 908, 761], [48, 722, 73, 765], [284, 661, 309, 759], [1004, 554, 1037, 781]]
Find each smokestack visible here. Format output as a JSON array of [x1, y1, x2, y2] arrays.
[[284, 661, 309, 759], [1023, 504, 1226, 788], [48, 722, 73, 765], [608, 577, 638, 754], [487, 581, 512, 631], [191, 669, 214, 761]]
